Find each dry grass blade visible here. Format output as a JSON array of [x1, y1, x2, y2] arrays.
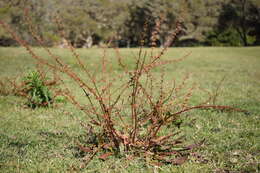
[[77, 143, 93, 153], [170, 156, 188, 165]]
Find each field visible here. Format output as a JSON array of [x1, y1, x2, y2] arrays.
[[0, 47, 259, 172]]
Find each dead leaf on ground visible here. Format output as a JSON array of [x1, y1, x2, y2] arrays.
[[99, 152, 113, 160], [171, 156, 188, 165]]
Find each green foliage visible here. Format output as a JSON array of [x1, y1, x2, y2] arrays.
[[246, 34, 256, 45], [0, 0, 260, 46], [55, 95, 66, 103], [124, 0, 178, 47], [205, 29, 256, 47], [217, 0, 260, 46], [205, 29, 243, 46], [22, 71, 53, 108]]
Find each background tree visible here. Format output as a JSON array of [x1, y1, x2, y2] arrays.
[[208, 0, 260, 46], [124, 0, 179, 47], [0, 0, 57, 46], [0, 0, 259, 47], [178, 0, 227, 46]]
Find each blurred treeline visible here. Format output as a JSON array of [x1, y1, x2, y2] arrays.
[[0, 0, 260, 47]]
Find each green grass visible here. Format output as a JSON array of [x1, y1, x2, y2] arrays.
[[0, 47, 259, 172]]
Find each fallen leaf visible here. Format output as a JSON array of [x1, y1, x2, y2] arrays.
[[103, 143, 114, 149], [99, 152, 113, 160], [77, 144, 92, 153], [171, 156, 188, 165]]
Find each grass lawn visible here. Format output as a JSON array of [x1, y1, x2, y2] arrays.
[[0, 47, 259, 172]]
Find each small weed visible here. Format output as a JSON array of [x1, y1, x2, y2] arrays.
[[22, 71, 53, 108], [0, 68, 62, 108]]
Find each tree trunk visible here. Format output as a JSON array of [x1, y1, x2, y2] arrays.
[[241, 0, 248, 46], [82, 36, 93, 48]]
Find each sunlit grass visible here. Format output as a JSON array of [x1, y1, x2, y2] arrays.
[[0, 47, 259, 172]]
